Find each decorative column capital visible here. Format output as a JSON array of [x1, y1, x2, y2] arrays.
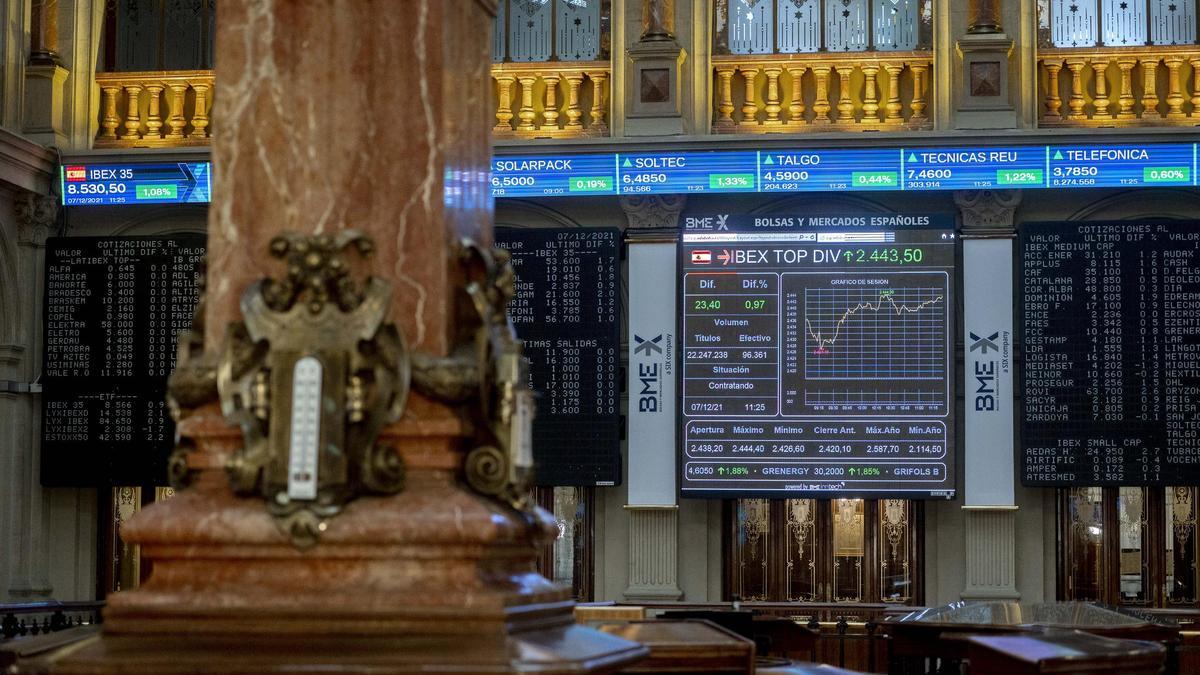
[[15, 192, 57, 247], [954, 189, 1021, 232], [619, 195, 686, 230]]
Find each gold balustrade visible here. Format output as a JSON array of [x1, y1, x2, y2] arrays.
[[1039, 46, 1200, 127], [711, 53, 932, 133], [95, 71, 213, 148], [491, 61, 610, 138]]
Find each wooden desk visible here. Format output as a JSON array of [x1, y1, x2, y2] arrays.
[[595, 619, 755, 674], [961, 630, 1165, 675]]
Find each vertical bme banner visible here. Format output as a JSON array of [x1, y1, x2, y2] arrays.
[[964, 237, 1015, 506], [627, 237, 677, 506]]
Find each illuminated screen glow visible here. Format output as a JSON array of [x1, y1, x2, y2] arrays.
[[678, 214, 956, 499]]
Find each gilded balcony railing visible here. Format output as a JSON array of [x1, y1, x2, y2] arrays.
[[94, 71, 213, 148], [1038, 46, 1200, 126], [711, 53, 932, 133], [491, 61, 610, 138]]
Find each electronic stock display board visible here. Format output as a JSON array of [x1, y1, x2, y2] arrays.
[[42, 236, 204, 486], [679, 215, 956, 498], [40, 230, 618, 488], [61, 142, 1199, 207], [489, 142, 1199, 198], [1021, 221, 1200, 486], [61, 162, 211, 206], [496, 227, 621, 486]]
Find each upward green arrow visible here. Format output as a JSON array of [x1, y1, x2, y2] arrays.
[[1053, 150, 1063, 160], [764, 155, 774, 165], [622, 158, 632, 168], [908, 153, 918, 162]]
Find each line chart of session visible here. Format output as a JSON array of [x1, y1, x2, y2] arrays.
[[783, 272, 951, 417]]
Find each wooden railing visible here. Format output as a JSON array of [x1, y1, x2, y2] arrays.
[[95, 71, 213, 148], [1039, 45, 1200, 126], [711, 52, 932, 133], [491, 61, 610, 138]]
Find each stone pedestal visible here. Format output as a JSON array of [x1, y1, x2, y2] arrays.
[[625, 40, 687, 136], [956, 33, 1017, 129], [18, 0, 645, 671], [956, 0, 1016, 129], [623, 508, 682, 601], [22, 63, 68, 148], [625, 0, 685, 136], [962, 509, 1020, 600]]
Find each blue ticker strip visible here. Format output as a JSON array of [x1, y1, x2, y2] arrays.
[[60, 141, 1200, 206]]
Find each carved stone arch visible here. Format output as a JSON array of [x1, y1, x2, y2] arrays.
[[748, 193, 899, 216], [1067, 189, 1200, 222], [495, 201, 584, 230], [108, 205, 208, 236]]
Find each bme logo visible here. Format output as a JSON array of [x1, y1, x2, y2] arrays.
[[970, 330, 1000, 411], [634, 333, 663, 356], [969, 331, 999, 354], [634, 333, 663, 412], [683, 214, 730, 231]]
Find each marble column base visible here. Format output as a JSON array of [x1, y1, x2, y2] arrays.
[[962, 508, 1020, 600], [623, 508, 682, 601], [18, 404, 648, 672]]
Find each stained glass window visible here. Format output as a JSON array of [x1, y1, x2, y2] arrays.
[[1043, 0, 1197, 47], [716, 0, 929, 54], [493, 0, 610, 62], [1150, 0, 1198, 44], [826, 0, 870, 51]]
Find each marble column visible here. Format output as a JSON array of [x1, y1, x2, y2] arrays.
[[24, 0, 643, 671]]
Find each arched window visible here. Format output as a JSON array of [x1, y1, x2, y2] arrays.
[[715, 0, 933, 55], [728, 498, 921, 604], [492, 0, 611, 63], [102, 0, 216, 72], [1040, 0, 1198, 48]]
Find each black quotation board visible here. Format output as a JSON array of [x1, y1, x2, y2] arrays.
[[679, 214, 957, 499], [495, 227, 621, 486], [1021, 220, 1200, 486], [42, 236, 205, 486]]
